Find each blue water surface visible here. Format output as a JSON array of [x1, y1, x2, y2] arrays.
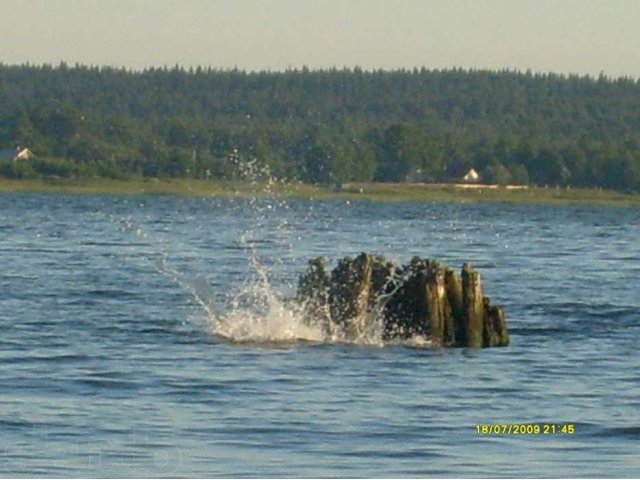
[[0, 193, 639, 478]]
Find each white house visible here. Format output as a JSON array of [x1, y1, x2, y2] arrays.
[[462, 168, 480, 183], [0, 147, 34, 161]]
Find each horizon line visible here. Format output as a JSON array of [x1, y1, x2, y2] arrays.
[[1, 61, 638, 81]]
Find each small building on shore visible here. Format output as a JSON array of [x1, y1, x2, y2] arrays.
[[0, 147, 34, 161], [462, 168, 480, 183]]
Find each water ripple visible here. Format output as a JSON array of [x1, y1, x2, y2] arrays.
[[0, 195, 638, 477]]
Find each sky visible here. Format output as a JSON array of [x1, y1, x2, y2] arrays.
[[1, 0, 639, 78]]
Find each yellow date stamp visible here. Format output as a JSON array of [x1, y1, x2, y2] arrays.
[[475, 424, 575, 435]]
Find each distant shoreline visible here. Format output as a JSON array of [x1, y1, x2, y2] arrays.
[[0, 178, 638, 208]]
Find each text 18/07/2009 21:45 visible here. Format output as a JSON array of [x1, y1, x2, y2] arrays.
[[475, 424, 575, 435]]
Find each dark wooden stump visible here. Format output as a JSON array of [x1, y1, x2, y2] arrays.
[[296, 253, 509, 348]]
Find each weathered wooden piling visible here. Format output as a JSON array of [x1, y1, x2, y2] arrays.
[[296, 253, 509, 348], [461, 263, 485, 348], [444, 267, 463, 345], [484, 302, 510, 347], [423, 260, 451, 344], [329, 253, 374, 338]]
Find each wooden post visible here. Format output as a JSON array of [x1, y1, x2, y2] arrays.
[[484, 303, 509, 347], [445, 267, 463, 346], [424, 261, 452, 345], [329, 253, 374, 338], [462, 263, 485, 348]]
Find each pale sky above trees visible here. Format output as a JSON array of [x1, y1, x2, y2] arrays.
[[1, 0, 639, 78]]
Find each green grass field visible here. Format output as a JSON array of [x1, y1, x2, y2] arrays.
[[1, 178, 639, 208]]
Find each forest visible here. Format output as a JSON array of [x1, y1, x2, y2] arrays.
[[0, 63, 639, 190]]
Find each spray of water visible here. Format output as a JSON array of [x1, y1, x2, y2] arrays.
[[125, 152, 437, 348]]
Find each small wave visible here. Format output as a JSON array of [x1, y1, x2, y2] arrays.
[[0, 418, 34, 429], [525, 301, 639, 321], [87, 288, 141, 299], [592, 425, 640, 439], [80, 240, 148, 247], [75, 376, 140, 390], [509, 326, 575, 336], [0, 352, 89, 364]]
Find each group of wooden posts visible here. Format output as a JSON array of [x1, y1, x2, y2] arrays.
[[296, 253, 509, 348]]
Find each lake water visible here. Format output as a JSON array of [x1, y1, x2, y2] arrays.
[[0, 192, 638, 478]]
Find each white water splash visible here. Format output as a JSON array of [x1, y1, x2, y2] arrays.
[[210, 257, 326, 344], [212, 300, 325, 344]]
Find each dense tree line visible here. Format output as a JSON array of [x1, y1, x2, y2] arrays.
[[1, 63, 639, 190]]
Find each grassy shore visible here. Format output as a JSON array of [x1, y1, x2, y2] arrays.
[[1, 178, 639, 208]]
